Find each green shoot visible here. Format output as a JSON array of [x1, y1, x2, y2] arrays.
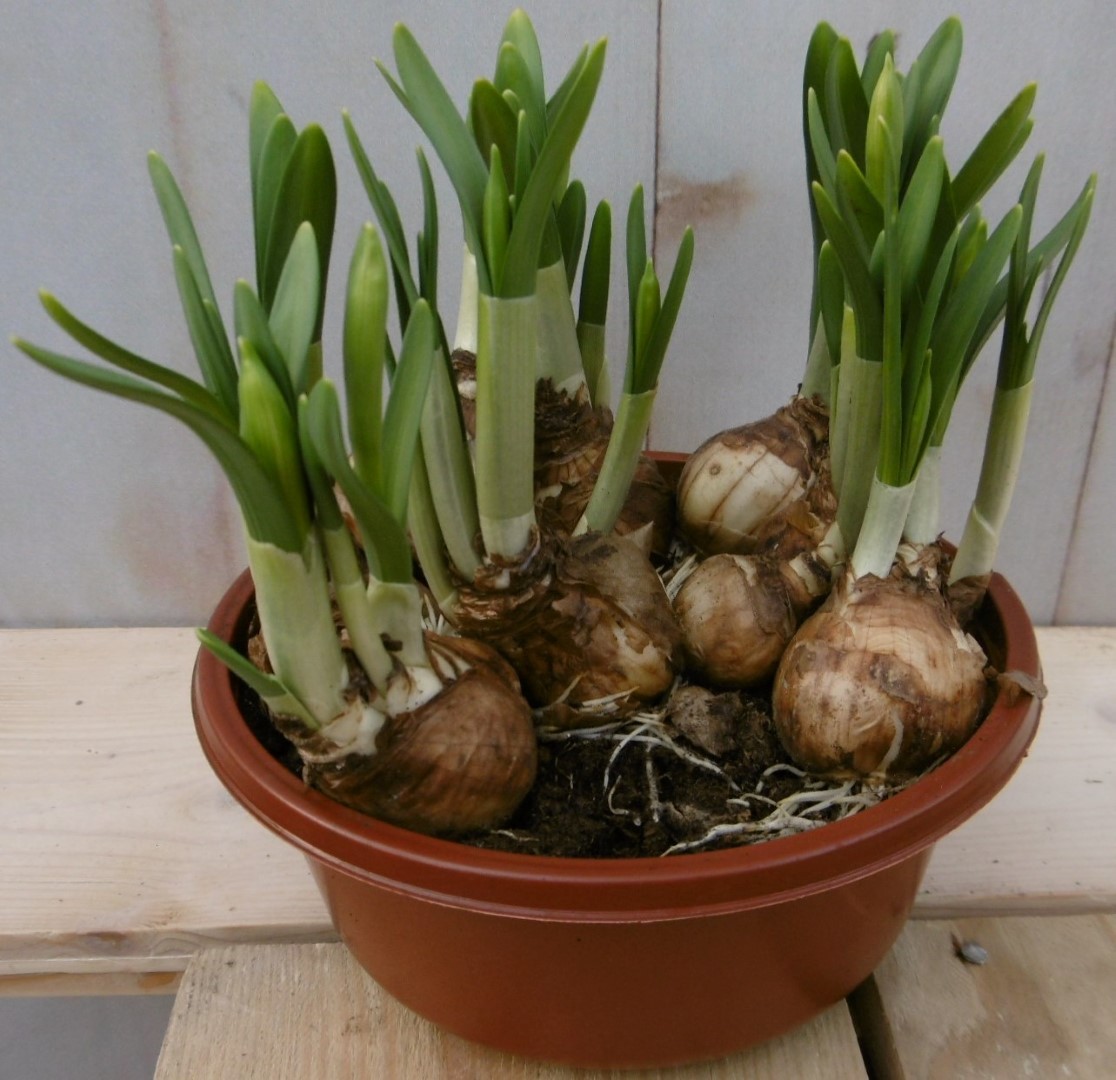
[[950, 167, 1095, 586], [577, 188, 694, 536], [577, 199, 612, 407]]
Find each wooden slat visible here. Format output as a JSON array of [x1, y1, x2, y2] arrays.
[[917, 626, 1116, 916], [0, 970, 180, 999], [0, 628, 330, 981], [1, 626, 1112, 991], [153, 943, 866, 1079], [867, 915, 1116, 1078]]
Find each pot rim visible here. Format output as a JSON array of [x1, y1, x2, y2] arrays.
[[192, 554, 1041, 921]]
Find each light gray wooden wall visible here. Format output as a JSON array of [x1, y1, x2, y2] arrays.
[[2, 0, 1113, 627]]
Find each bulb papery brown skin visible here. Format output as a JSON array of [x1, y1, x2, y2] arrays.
[[270, 632, 537, 836], [772, 566, 989, 778], [450, 347, 478, 441], [613, 454, 677, 558], [533, 376, 613, 533], [675, 553, 800, 689], [673, 535, 835, 690], [948, 571, 993, 629], [456, 531, 683, 727], [677, 396, 830, 556]]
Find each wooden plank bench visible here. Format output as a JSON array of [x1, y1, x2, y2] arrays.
[[2, 627, 1114, 1075]]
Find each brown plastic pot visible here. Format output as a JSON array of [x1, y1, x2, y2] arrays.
[[191, 464, 1041, 1069]]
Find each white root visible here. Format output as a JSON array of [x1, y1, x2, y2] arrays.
[[664, 769, 924, 855]]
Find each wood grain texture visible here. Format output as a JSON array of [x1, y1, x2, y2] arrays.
[[917, 626, 1116, 916], [870, 915, 1116, 1079], [0, 628, 330, 979], [2, 626, 1112, 992], [0, 971, 180, 998], [153, 943, 867, 1079]]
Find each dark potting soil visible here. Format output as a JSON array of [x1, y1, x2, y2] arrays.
[[461, 697, 800, 858]]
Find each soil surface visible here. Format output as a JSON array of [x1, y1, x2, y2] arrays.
[[238, 675, 909, 858]]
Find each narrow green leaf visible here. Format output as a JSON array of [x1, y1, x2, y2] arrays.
[[807, 89, 838, 199], [249, 83, 285, 198], [864, 57, 903, 202], [233, 281, 297, 412], [878, 145, 904, 486], [626, 185, 647, 364], [382, 300, 436, 523], [148, 153, 223, 319], [268, 221, 321, 396], [952, 84, 1036, 216], [804, 22, 839, 288], [897, 136, 945, 298], [38, 291, 231, 425], [14, 338, 301, 550], [500, 9, 546, 119], [835, 150, 883, 259], [812, 181, 883, 362], [867, 229, 885, 288], [824, 37, 868, 167], [903, 17, 962, 169], [383, 25, 490, 288], [638, 226, 694, 393], [483, 144, 511, 293], [172, 247, 239, 417], [903, 227, 959, 419], [899, 60, 924, 161], [304, 379, 413, 583], [470, 79, 519, 189], [556, 180, 587, 290], [416, 147, 439, 312], [999, 156, 1045, 384], [343, 223, 389, 489], [203, 298, 238, 375], [1011, 156, 1045, 312], [546, 44, 589, 130], [970, 179, 1090, 360], [196, 629, 317, 727], [342, 111, 419, 316], [261, 124, 336, 342], [495, 41, 546, 151], [250, 89, 293, 284], [804, 24, 838, 171], [632, 261, 660, 391], [860, 30, 895, 99], [238, 341, 311, 537], [513, 108, 534, 206], [295, 396, 345, 533], [929, 205, 1022, 432], [901, 358, 933, 481], [501, 39, 606, 297], [817, 240, 845, 365], [579, 199, 611, 328], [952, 209, 988, 292], [253, 116, 299, 297], [1021, 175, 1095, 386], [502, 88, 523, 120]]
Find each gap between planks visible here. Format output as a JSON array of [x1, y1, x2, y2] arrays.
[[854, 913, 1116, 1079]]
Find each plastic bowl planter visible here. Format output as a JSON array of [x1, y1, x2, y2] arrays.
[[192, 472, 1042, 1069]]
